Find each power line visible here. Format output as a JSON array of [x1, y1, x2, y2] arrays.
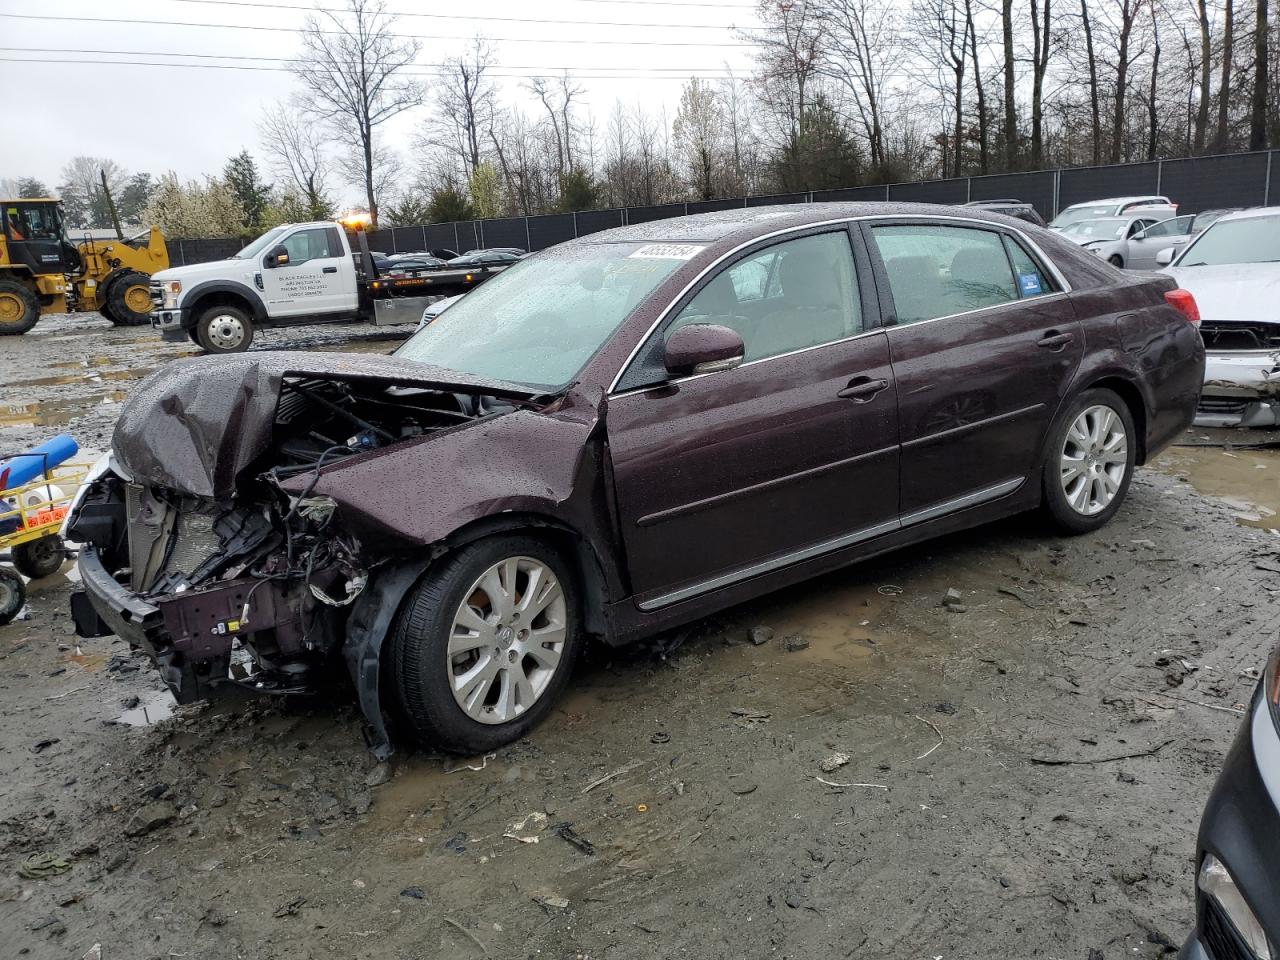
[[0, 56, 749, 80], [0, 46, 749, 73], [0, 13, 762, 47], [161, 0, 763, 32]]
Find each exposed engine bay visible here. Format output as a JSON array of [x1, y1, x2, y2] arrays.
[[69, 362, 530, 706]]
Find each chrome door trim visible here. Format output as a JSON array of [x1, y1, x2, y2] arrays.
[[635, 476, 1025, 611]]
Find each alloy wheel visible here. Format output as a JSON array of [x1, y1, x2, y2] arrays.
[[1059, 404, 1128, 516], [446, 556, 567, 724]]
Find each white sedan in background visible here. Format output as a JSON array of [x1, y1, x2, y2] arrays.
[[1160, 207, 1280, 427]]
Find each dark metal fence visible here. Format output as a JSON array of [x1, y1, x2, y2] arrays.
[[167, 148, 1279, 265]]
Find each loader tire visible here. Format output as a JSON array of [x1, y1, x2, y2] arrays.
[[106, 271, 153, 326], [0, 280, 41, 335]]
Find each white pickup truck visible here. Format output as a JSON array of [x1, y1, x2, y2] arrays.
[[149, 221, 506, 352]]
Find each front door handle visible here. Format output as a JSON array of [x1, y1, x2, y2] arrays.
[[1037, 330, 1074, 351], [322, 266, 338, 274], [837, 377, 889, 402]]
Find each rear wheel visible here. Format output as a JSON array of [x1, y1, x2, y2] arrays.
[[1041, 388, 1136, 534], [12, 535, 65, 579], [390, 535, 582, 753], [106, 271, 152, 326], [195, 304, 254, 353], [1107, 254, 1124, 268], [0, 567, 26, 626], [0, 280, 41, 336]]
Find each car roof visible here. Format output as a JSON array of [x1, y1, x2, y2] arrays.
[[1211, 206, 1280, 223], [571, 201, 1049, 247], [1063, 196, 1170, 208]]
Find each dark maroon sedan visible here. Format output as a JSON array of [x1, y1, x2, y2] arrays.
[[68, 203, 1204, 755]]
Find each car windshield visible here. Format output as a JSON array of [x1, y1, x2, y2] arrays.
[[234, 226, 289, 260], [1062, 218, 1126, 240], [396, 241, 690, 390], [1177, 214, 1280, 266], [1050, 204, 1115, 229]]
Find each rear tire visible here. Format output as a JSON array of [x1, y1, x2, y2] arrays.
[[12, 535, 66, 579], [106, 271, 152, 326], [390, 535, 582, 754], [0, 567, 26, 625], [1107, 254, 1124, 268], [1041, 388, 1136, 535], [0, 280, 41, 335], [195, 304, 253, 353]]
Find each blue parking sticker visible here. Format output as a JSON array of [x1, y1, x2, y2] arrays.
[[1018, 272, 1043, 296]]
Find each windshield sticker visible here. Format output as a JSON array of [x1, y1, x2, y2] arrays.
[[1018, 273, 1043, 296], [629, 243, 707, 260]]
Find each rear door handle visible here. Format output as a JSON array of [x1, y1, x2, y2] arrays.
[[1037, 331, 1074, 351], [837, 377, 889, 401], [322, 266, 338, 274]]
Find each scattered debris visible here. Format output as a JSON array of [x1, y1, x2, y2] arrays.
[[997, 585, 1042, 609], [503, 811, 548, 843], [877, 584, 903, 596], [401, 887, 427, 900], [783, 635, 810, 652], [730, 707, 771, 727], [444, 753, 497, 775], [729, 782, 758, 795], [442, 916, 489, 956], [582, 759, 645, 794], [124, 800, 177, 837], [650, 731, 671, 744], [272, 896, 307, 918], [81, 944, 102, 960], [1026, 738, 1177, 766], [941, 587, 965, 610], [554, 822, 596, 856], [364, 762, 392, 787], [748, 625, 774, 646], [444, 834, 468, 855], [201, 906, 228, 927], [533, 893, 569, 910], [18, 853, 71, 879], [815, 777, 889, 789], [819, 753, 850, 773], [912, 715, 945, 761], [31, 737, 60, 754]]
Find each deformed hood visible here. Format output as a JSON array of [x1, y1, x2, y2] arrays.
[[112, 351, 537, 499], [1163, 263, 1280, 325]]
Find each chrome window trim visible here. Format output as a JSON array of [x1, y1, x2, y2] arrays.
[[606, 213, 1072, 396], [636, 476, 1024, 611]]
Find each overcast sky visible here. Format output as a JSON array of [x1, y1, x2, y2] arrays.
[[0, 0, 762, 205]]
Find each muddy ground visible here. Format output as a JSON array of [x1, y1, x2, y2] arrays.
[[2, 314, 1278, 960]]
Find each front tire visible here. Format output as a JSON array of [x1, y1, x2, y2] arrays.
[[106, 271, 153, 326], [1041, 388, 1136, 534], [12, 535, 65, 579], [1107, 254, 1124, 268], [195, 304, 254, 353], [390, 536, 582, 753]]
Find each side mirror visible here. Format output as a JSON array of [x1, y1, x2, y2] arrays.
[[265, 244, 290, 268], [664, 323, 745, 376], [1155, 247, 1176, 266]]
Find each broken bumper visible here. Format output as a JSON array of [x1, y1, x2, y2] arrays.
[[1195, 350, 1280, 427]]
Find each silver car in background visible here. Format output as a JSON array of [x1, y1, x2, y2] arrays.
[[1060, 214, 1168, 266], [1161, 207, 1280, 427], [1117, 209, 1240, 271]]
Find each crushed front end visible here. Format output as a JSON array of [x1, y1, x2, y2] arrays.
[[67, 352, 535, 708], [1196, 320, 1280, 428]]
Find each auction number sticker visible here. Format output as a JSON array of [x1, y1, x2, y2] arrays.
[[629, 243, 707, 260]]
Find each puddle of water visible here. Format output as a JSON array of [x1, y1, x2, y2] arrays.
[[7, 368, 149, 389], [113, 689, 177, 726], [0, 391, 127, 427], [1152, 441, 1280, 530]]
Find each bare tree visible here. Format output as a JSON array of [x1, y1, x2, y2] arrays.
[[527, 73, 584, 179], [747, 0, 827, 157], [963, 0, 990, 173], [424, 37, 497, 181], [819, 0, 898, 171], [259, 100, 334, 219], [1029, 0, 1053, 166], [1080, 0, 1103, 164], [915, 0, 969, 176], [1250, 0, 1268, 148], [1193, 0, 1212, 150], [1146, 2, 1162, 159], [1214, 0, 1234, 148], [1001, 0, 1018, 165], [291, 0, 423, 226]]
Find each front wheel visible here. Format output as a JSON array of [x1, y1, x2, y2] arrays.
[[12, 535, 66, 579], [106, 271, 153, 326], [1041, 388, 1136, 534], [0, 280, 40, 335], [1107, 254, 1124, 268], [390, 536, 582, 753], [195, 305, 254, 353]]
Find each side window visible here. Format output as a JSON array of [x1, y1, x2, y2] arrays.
[[282, 227, 337, 265], [1144, 216, 1192, 238], [1002, 236, 1057, 298], [668, 231, 862, 363], [872, 225, 1017, 324]]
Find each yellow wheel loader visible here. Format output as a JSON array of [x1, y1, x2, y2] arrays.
[[0, 197, 169, 336]]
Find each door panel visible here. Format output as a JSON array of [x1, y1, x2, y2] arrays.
[[868, 221, 1084, 515], [608, 333, 899, 605], [260, 226, 354, 317]]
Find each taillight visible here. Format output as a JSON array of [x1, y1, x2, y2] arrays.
[[1164, 288, 1200, 325]]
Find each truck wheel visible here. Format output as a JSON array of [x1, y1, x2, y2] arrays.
[[12, 535, 65, 579], [0, 567, 25, 625], [106, 271, 153, 326], [0, 280, 41, 335], [390, 536, 583, 754], [195, 305, 254, 353]]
